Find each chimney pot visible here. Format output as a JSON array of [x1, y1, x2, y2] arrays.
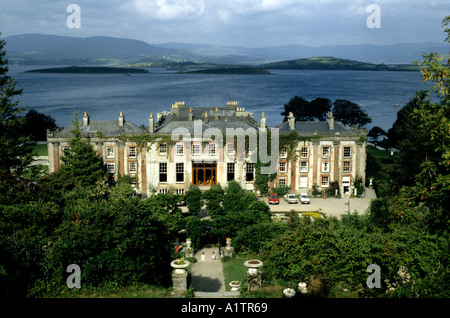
[[288, 112, 295, 131], [83, 112, 89, 127], [119, 112, 124, 127]]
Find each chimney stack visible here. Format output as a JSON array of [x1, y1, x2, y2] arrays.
[[204, 111, 208, 124], [149, 113, 154, 133], [215, 107, 219, 121], [327, 112, 334, 130], [83, 112, 89, 127], [119, 112, 124, 127], [189, 107, 193, 121], [260, 112, 266, 129], [288, 112, 295, 131]]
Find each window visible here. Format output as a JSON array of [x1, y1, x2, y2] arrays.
[[322, 146, 330, 158], [227, 163, 235, 182], [106, 147, 114, 159], [129, 161, 137, 173], [301, 147, 309, 158], [176, 163, 184, 183], [159, 188, 168, 194], [343, 161, 351, 172], [227, 143, 234, 155], [176, 188, 185, 195], [321, 176, 329, 187], [192, 144, 200, 155], [63, 146, 71, 154], [129, 146, 136, 158], [300, 161, 308, 173], [130, 176, 137, 186], [246, 163, 254, 182], [279, 161, 287, 173], [208, 143, 216, 155], [279, 177, 286, 187], [343, 146, 351, 158], [176, 144, 184, 155], [107, 162, 115, 174], [321, 161, 330, 173], [280, 146, 288, 158], [159, 143, 167, 155], [159, 163, 167, 183], [300, 176, 307, 188]]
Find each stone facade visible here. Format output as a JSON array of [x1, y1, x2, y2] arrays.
[[47, 102, 367, 197]]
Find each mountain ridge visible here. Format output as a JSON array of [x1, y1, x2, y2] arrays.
[[3, 33, 448, 66]]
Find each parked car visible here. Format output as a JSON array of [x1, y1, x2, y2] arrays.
[[299, 193, 310, 204], [284, 193, 298, 204], [268, 193, 279, 205]]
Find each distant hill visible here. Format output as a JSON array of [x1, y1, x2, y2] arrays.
[[156, 42, 449, 65], [3, 33, 448, 66], [24, 66, 149, 74], [262, 56, 419, 71], [3, 33, 191, 65]]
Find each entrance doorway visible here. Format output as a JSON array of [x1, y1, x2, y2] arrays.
[[343, 176, 351, 195], [192, 162, 217, 186]]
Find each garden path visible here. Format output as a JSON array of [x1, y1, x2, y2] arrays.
[[190, 247, 240, 298]]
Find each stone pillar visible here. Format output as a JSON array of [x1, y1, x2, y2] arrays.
[[171, 259, 190, 294], [172, 271, 188, 293]]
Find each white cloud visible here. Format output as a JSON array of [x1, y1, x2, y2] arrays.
[[129, 0, 205, 20]]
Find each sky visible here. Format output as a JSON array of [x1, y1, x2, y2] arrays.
[[0, 0, 449, 47]]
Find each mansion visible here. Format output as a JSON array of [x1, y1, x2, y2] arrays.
[[46, 101, 367, 197]]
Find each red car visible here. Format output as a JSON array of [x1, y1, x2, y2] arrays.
[[268, 193, 279, 205]]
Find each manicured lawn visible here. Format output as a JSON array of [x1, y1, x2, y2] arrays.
[[27, 143, 48, 156], [222, 254, 251, 291]]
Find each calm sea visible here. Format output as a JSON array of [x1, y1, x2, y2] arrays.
[[9, 65, 429, 132]]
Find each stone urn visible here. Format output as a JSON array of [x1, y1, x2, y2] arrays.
[[224, 237, 234, 257], [283, 288, 296, 298], [185, 238, 194, 258], [171, 258, 190, 274], [229, 281, 242, 292], [244, 260, 263, 291]]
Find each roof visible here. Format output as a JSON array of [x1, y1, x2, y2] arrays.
[[278, 120, 363, 137], [154, 106, 259, 135], [48, 120, 146, 138]]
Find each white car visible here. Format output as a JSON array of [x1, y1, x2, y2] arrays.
[[284, 193, 298, 204], [300, 193, 310, 204]]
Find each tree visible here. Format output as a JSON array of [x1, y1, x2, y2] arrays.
[[23, 109, 58, 141], [59, 113, 105, 187], [367, 126, 387, 147], [309, 97, 333, 121], [202, 184, 224, 217], [332, 99, 371, 127], [0, 34, 34, 175], [281, 96, 332, 122], [411, 17, 450, 233], [281, 96, 312, 121], [185, 186, 202, 214]]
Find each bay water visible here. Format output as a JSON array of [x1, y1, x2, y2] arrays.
[[10, 65, 429, 133]]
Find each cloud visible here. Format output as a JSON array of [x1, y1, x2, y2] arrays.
[[128, 0, 205, 20]]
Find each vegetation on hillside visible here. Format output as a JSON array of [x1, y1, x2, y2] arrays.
[[263, 56, 420, 71]]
